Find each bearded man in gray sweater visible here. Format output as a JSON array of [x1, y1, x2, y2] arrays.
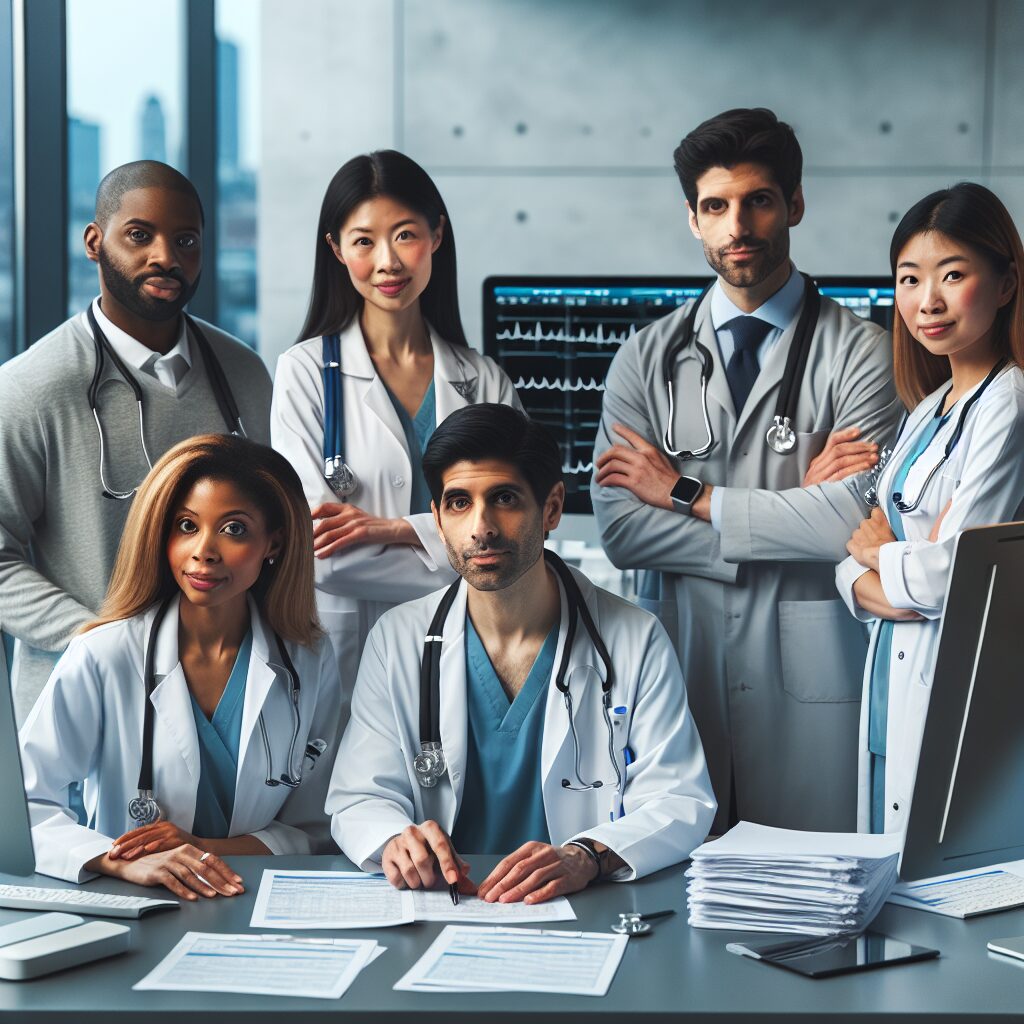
[[0, 160, 272, 720]]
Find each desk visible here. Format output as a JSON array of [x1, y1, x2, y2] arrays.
[[1, 854, 1022, 1022]]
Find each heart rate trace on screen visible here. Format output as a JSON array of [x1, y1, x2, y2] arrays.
[[483, 276, 895, 516]]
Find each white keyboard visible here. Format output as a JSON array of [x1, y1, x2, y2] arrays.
[[890, 868, 1024, 919], [0, 884, 178, 919]]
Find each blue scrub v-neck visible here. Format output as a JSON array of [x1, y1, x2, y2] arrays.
[[868, 409, 951, 832], [190, 629, 252, 838], [451, 617, 558, 854], [382, 378, 436, 515]]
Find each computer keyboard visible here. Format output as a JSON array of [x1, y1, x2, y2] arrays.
[[890, 868, 1024, 919], [0, 884, 178, 919]]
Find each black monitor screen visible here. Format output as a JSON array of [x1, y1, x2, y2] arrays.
[[482, 274, 895, 515]]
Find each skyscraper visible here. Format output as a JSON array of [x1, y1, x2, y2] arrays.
[[140, 95, 167, 163], [218, 39, 239, 175]]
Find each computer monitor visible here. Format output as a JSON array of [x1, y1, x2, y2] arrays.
[[0, 643, 35, 876], [901, 521, 1024, 880], [816, 276, 896, 331], [482, 274, 896, 515]]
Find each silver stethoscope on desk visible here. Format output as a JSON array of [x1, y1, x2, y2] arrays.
[[320, 331, 480, 499], [86, 306, 247, 501], [662, 274, 821, 459], [863, 357, 1009, 513], [129, 597, 328, 827], [412, 549, 626, 805]]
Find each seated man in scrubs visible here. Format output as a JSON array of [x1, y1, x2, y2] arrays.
[[327, 404, 715, 904]]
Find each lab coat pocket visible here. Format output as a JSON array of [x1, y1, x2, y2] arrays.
[[779, 599, 867, 703]]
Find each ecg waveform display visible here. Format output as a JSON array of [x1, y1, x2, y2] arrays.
[[484, 279, 705, 515], [483, 275, 896, 516]]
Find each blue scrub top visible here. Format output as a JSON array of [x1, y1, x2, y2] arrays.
[[451, 617, 558, 854], [190, 630, 252, 839], [383, 379, 436, 515], [868, 409, 950, 832]]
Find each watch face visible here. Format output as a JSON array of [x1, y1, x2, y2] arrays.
[[671, 476, 702, 505]]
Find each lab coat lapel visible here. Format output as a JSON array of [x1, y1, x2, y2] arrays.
[[438, 581, 470, 817], [693, 305, 736, 423], [540, 573, 574, 786], [148, 595, 200, 819], [231, 599, 281, 828], [431, 326, 478, 418], [340, 319, 409, 456]]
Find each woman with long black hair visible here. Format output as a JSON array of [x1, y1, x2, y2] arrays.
[[271, 150, 520, 712]]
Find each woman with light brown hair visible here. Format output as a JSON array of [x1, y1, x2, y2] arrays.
[[838, 182, 1024, 836], [20, 435, 342, 899]]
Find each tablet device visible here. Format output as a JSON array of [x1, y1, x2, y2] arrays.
[[726, 931, 939, 978], [988, 935, 1024, 962]]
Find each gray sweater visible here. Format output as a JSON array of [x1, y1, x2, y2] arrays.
[[0, 311, 272, 719]]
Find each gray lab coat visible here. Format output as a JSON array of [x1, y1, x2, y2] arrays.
[[592, 287, 903, 833]]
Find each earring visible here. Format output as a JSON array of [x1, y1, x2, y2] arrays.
[[267, 556, 276, 566]]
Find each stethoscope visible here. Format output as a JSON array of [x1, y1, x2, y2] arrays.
[[128, 597, 328, 827], [86, 305, 247, 501], [863, 357, 1008, 514], [662, 273, 821, 459], [412, 549, 626, 807], [320, 331, 480, 499]]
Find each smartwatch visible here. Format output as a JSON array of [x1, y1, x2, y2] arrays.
[[670, 475, 704, 515]]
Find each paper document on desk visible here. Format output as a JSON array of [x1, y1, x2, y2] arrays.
[[411, 890, 576, 923], [394, 925, 627, 996], [250, 871, 414, 929], [687, 821, 900, 936], [133, 932, 381, 998], [889, 867, 1024, 918]]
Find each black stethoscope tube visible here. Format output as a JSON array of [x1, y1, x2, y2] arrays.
[[417, 549, 614, 749], [661, 273, 821, 458]]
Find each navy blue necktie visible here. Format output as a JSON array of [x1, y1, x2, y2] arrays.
[[724, 316, 772, 415]]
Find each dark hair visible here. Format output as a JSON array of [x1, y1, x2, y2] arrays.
[[889, 182, 1024, 407], [95, 160, 204, 227], [422, 404, 563, 506], [296, 150, 467, 346], [673, 108, 802, 208]]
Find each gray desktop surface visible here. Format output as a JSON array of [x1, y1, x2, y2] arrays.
[[1, 854, 1023, 1022]]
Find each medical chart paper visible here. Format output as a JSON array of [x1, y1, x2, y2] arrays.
[[411, 889, 576, 923], [133, 932, 380, 999], [394, 926, 628, 996], [250, 871, 414, 929]]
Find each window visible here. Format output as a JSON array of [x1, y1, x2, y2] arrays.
[[215, 0, 259, 349], [65, 0, 186, 317], [0, 0, 13, 362]]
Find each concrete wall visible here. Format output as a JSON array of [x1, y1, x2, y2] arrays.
[[259, 0, 1024, 371]]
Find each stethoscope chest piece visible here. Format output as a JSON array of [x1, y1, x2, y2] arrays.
[[612, 912, 650, 936], [765, 415, 797, 455], [413, 741, 446, 788], [128, 790, 161, 827], [324, 456, 358, 498]]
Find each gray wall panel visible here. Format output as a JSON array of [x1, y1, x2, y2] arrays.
[[403, 0, 986, 171], [991, 0, 1024, 167], [260, 0, 1024, 375]]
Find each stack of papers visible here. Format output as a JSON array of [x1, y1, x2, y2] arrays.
[[686, 821, 901, 936], [394, 925, 628, 996]]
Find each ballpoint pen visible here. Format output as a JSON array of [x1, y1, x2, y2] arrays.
[[449, 881, 459, 906]]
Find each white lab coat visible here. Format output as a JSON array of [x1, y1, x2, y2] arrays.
[[835, 365, 1024, 835], [271, 320, 521, 722], [327, 562, 716, 879], [19, 595, 342, 883]]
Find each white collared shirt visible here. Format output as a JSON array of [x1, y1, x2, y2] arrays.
[[88, 298, 192, 392]]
